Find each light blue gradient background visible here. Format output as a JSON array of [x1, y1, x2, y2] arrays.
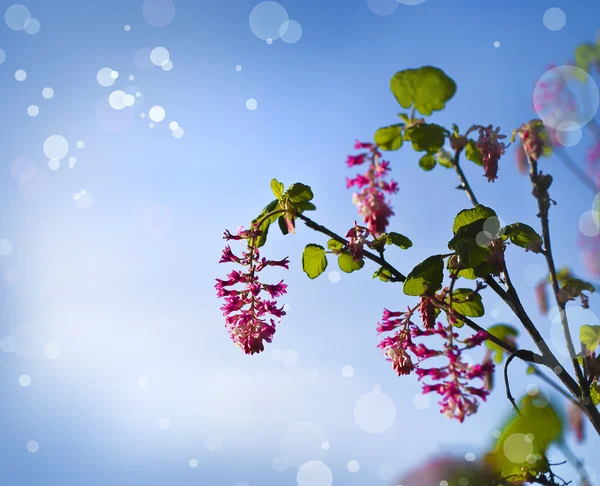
[[0, 0, 599, 484]]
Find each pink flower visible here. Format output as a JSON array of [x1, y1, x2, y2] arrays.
[[346, 141, 398, 236], [476, 125, 507, 182], [216, 226, 289, 355], [345, 222, 370, 262]]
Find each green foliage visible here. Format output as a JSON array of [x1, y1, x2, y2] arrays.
[[252, 199, 281, 248], [574, 43, 600, 78], [591, 383, 600, 406], [485, 395, 563, 483], [485, 324, 519, 364], [436, 147, 454, 168], [465, 140, 484, 167], [501, 223, 543, 253], [374, 124, 404, 151], [373, 267, 393, 282], [406, 123, 447, 153], [338, 252, 365, 273], [277, 215, 289, 235], [419, 154, 436, 171], [327, 239, 344, 253], [302, 244, 328, 279], [284, 182, 314, 205], [580, 325, 600, 353], [452, 205, 497, 235], [403, 254, 444, 296], [557, 277, 595, 305], [454, 239, 493, 275], [384, 232, 413, 249], [390, 66, 457, 116], [449, 288, 484, 317], [271, 178, 285, 200]]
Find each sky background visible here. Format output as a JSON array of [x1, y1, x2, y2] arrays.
[[0, 0, 599, 485]]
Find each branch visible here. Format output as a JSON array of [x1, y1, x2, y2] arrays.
[[505, 350, 527, 417], [556, 440, 592, 486], [451, 151, 479, 205], [296, 213, 406, 282], [526, 156, 587, 393]]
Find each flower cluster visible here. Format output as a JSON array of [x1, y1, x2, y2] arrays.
[[476, 125, 508, 182], [346, 141, 398, 236], [517, 120, 550, 164], [345, 222, 371, 262], [216, 226, 289, 355], [533, 64, 578, 131], [377, 306, 494, 422]]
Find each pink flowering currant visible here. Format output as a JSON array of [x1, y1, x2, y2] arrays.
[[476, 125, 508, 182], [345, 221, 372, 262], [216, 226, 289, 355], [346, 141, 398, 236], [377, 305, 493, 422]]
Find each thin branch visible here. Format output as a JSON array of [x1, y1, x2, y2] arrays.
[[451, 151, 479, 205], [505, 351, 525, 417], [296, 213, 406, 282]]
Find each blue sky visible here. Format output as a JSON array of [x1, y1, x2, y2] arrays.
[[0, 0, 599, 485]]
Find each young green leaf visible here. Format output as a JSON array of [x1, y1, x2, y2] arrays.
[[284, 183, 314, 206], [406, 123, 446, 153], [338, 252, 364, 273], [327, 239, 344, 253], [485, 324, 519, 364], [373, 267, 393, 282], [302, 244, 328, 279], [403, 254, 444, 296], [390, 66, 457, 116], [465, 140, 484, 167], [385, 232, 413, 249], [501, 223, 543, 253], [419, 154, 436, 171], [436, 147, 454, 168], [449, 288, 484, 317], [452, 205, 497, 235], [374, 124, 404, 151], [580, 325, 600, 353], [271, 178, 285, 200], [557, 277, 596, 305], [251, 199, 281, 248], [590, 383, 600, 406], [277, 215, 289, 235]]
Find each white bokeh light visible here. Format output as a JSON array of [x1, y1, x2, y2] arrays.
[[328, 271, 340, 283], [296, 461, 333, 486], [279, 20, 302, 43], [97, 67, 118, 87], [43, 135, 69, 160], [27, 440, 39, 453], [0, 239, 13, 256], [246, 98, 258, 111], [143, 0, 175, 27], [341, 365, 354, 378], [353, 387, 396, 433], [48, 159, 60, 171], [109, 90, 129, 110], [42, 87, 54, 99], [543, 7, 566, 31], [348, 460, 360, 472], [149, 106, 166, 122], [367, 0, 399, 16], [150, 47, 170, 66], [15, 69, 27, 81], [19, 374, 32, 387], [24, 17, 40, 35], [5, 4, 31, 31], [27, 105, 39, 117], [249, 1, 289, 41], [189, 459, 198, 468]]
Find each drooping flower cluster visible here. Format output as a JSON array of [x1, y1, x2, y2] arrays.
[[377, 305, 494, 422], [533, 64, 578, 131], [216, 226, 289, 355], [346, 141, 398, 236], [476, 125, 508, 182], [517, 120, 550, 164]]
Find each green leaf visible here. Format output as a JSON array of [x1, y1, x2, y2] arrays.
[[450, 288, 484, 317], [373, 267, 393, 282], [485, 324, 519, 364], [403, 254, 444, 296], [374, 124, 404, 151], [436, 147, 454, 168], [526, 365, 535, 375], [251, 199, 281, 248], [406, 123, 446, 153], [302, 244, 328, 279], [338, 252, 364, 273], [452, 205, 497, 235], [590, 383, 600, 406], [557, 278, 596, 305], [271, 178, 285, 200], [389, 66, 457, 116], [574, 43, 600, 78], [580, 325, 600, 353], [465, 140, 484, 167], [455, 238, 493, 273], [385, 232, 413, 249], [486, 395, 562, 480], [501, 223, 543, 253], [419, 154, 436, 171], [277, 215, 289, 235], [296, 201, 316, 212], [327, 239, 344, 252], [284, 183, 314, 205]]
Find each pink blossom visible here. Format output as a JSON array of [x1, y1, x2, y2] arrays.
[[476, 125, 507, 182]]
